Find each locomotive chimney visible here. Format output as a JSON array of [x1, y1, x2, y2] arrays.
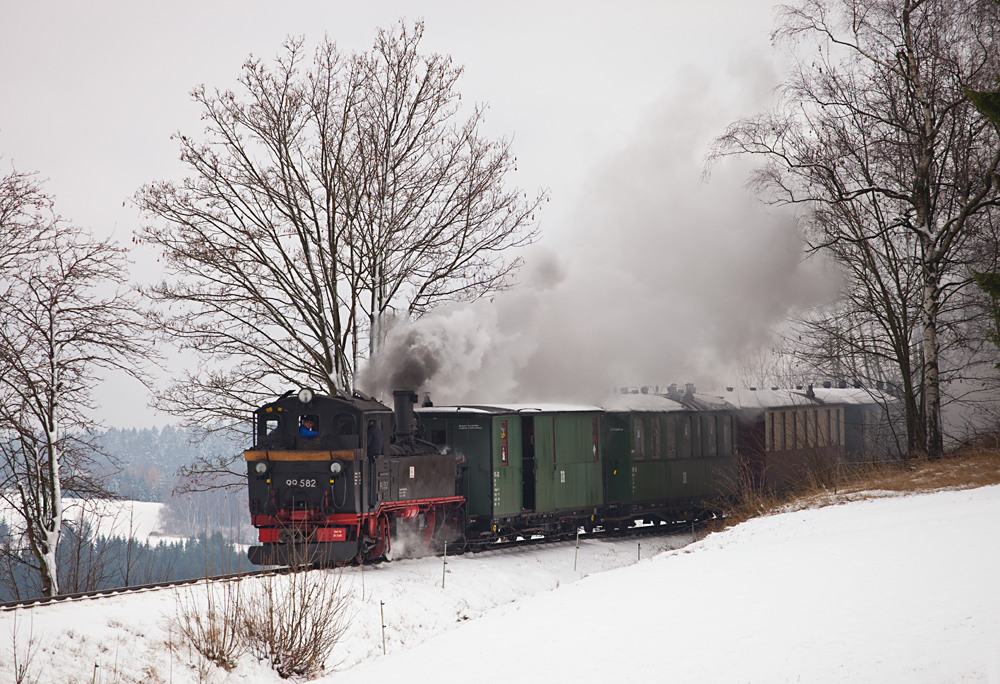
[[393, 390, 418, 444]]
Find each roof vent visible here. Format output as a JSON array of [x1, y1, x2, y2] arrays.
[[684, 383, 696, 401], [823, 381, 832, 389], [876, 381, 884, 390], [619, 387, 629, 395], [641, 386, 650, 394], [837, 380, 847, 389], [853, 380, 862, 389], [422, 392, 433, 407], [795, 385, 803, 390], [726, 387, 734, 392], [666, 383, 681, 401], [771, 386, 779, 391], [750, 387, 757, 391]]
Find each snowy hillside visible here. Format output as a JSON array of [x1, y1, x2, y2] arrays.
[[2, 486, 998, 683]]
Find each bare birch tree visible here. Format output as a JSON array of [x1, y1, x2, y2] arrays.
[[0, 183, 154, 596], [137, 22, 543, 437], [711, 0, 1000, 458]]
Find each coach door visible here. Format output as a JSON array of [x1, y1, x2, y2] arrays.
[[522, 416, 536, 511]]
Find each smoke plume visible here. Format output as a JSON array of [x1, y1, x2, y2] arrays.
[[366, 61, 837, 404]]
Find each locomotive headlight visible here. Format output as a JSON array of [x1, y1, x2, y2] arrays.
[[254, 461, 268, 475], [297, 387, 314, 404], [329, 461, 343, 475]]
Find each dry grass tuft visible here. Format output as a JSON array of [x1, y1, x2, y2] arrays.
[[172, 579, 246, 672]]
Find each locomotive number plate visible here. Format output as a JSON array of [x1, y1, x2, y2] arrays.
[[285, 479, 318, 487]]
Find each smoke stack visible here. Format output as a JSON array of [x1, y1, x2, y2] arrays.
[[393, 390, 418, 443], [666, 383, 680, 401], [684, 383, 696, 401]]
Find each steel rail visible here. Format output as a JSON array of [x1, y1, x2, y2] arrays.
[[0, 567, 283, 613]]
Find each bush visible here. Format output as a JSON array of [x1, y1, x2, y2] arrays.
[[172, 579, 246, 672], [242, 569, 351, 679], [172, 568, 351, 680]]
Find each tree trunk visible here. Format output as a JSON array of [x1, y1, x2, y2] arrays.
[[921, 264, 943, 459]]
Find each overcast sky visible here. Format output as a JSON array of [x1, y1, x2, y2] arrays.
[[0, 1, 796, 428]]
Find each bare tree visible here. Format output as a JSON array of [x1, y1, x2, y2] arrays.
[[0, 190, 154, 595], [712, 0, 1000, 458], [137, 22, 543, 437], [0, 165, 53, 275]]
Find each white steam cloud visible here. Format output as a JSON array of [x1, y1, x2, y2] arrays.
[[366, 61, 837, 404]]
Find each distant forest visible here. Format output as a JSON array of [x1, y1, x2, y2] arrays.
[[0, 426, 257, 601], [0, 523, 247, 602], [95, 425, 245, 503]]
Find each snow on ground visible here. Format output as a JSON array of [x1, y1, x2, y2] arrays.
[[63, 498, 168, 542], [2, 486, 999, 683], [0, 498, 169, 542]]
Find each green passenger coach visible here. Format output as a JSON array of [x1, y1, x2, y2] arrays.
[[417, 404, 604, 543], [602, 389, 738, 526]]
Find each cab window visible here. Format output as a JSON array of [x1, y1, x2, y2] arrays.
[[334, 413, 357, 435]]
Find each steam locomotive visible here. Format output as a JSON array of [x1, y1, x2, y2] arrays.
[[245, 388, 463, 566], [245, 384, 895, 565]]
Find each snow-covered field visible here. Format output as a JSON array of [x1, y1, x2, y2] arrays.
[[3, 486, 998, 683], [0, 498, 168, 542]]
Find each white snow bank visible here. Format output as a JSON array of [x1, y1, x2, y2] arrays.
[[328, 486, 1000, 684], [2, 486, 998, 683]]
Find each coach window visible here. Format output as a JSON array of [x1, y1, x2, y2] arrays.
[[722, 415, 733, 455], [679, 417, 691, 459], [649, 416, 661, 459], [691, 415, 702, 459], [705, 415, 718, 457], [633, 416, 645, 460], [834, 408, 842, 445], [665, 416, 677, 458], [765, 412, 773, 452]]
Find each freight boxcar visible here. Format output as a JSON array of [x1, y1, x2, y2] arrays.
[[720, 384, 900, 489]]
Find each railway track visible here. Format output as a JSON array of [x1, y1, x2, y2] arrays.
[[0, 567, 282, 613], [0, 521, 708, 613]]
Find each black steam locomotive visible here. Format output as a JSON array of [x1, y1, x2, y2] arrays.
[[245, 388, 463, 565]]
